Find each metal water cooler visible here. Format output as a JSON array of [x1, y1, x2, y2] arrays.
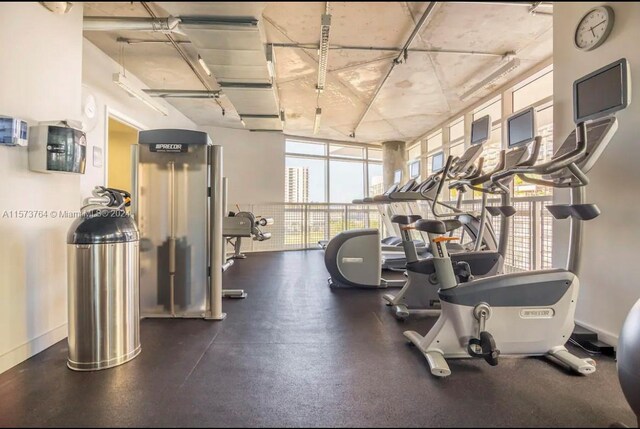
[[67, 209, 141, 371]]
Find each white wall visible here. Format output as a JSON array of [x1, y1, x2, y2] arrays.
[[0, 2, 84, 374], [553, 2, 640, 346], [0, 3, 197, 374], [200, 126, 285, 205]]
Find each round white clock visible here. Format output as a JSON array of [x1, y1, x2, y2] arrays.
[[574, 6, 615, 51]]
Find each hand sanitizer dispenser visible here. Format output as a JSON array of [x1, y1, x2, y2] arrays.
[[28, 122, 87, 174], [0, 117, 28, 147]]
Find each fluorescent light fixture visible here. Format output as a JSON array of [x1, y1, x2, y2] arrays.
[[313, 107, 322, 134], [460, 57, 521, 101], [316, 14, 331, 93], [198, 55, 212, 77], [112, 73, 169, 116]]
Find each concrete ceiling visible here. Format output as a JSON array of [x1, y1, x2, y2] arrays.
[[82, 2, 553, 143]]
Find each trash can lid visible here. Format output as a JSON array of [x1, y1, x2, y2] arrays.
[[67, 209, 139, 244]]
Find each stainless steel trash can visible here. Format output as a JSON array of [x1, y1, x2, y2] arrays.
[[67, 209, 141, 371]]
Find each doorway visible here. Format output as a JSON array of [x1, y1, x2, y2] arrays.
[[107, 116, 139, 192]]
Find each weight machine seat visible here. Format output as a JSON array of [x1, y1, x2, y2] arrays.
[[415, 219, 462, 234], [390, 214, 422, 225]]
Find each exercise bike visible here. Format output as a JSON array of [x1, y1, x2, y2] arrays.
[[403, 58, 630, 377], [382, 112, 542, 319]]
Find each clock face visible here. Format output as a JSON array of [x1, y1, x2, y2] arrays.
[[575, 6, 614, 51], [84, 94, 96, 119]]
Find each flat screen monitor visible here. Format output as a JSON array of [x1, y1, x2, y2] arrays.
[[409, 160, 420, 179], [470, 115, 491, 145], [574, 58, 630, 123], [431, 152, 444, 173], [507, 107, 536, 148], [393, 169, 402, 184]]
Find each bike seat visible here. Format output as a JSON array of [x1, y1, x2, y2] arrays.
[[415, 219, 462, 234], [391, 215, 422, 225]]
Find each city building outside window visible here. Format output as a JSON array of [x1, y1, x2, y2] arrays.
[[285, 140, 383, 203]]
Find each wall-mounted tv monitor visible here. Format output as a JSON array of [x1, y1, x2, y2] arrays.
[[470, 115, 491, 145], [409, 160, 420, 179], [507, 107, 536, 148], [393, 169, 402, 184], [431, 151, 444, 173], [574, 58, 630, 123]]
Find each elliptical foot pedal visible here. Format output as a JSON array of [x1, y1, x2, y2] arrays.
[[222, 289, 247, 299], [468, 331, 500, 366], [382, 293, 395, 305], [392, 305, 409, 320]]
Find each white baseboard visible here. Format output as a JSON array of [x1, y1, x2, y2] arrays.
[[575, 319, 619, 349], [0, 324, 68, 374]]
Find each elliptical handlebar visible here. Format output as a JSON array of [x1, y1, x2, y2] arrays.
[[491, 126, 588, 186], [427, 155, 471, 219]]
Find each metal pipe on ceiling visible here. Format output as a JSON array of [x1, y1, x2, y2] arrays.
[[454, 1, 552, 7], [117, 37, 190, 45], [269, 42, 504, 57], [143, 89, 221, 98], [83, 16, 183, 33], [116, 40, 505, 59], [84, 15, 259, 33], [351, 1, 438, 138]]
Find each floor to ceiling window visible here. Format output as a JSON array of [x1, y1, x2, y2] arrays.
[[284, 139, 383, 203]]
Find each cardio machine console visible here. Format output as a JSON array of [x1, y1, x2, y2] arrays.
[[489, 108, 542, 185], [547, 116, 618, 182], [449, 114, 492, 176]]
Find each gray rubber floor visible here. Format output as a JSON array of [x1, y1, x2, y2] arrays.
[[0, 250, 634, 427]]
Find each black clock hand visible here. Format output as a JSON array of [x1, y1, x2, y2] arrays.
[[593, 20, 607, 29]]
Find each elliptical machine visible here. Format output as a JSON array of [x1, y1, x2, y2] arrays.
[[403, 58, 630, 377], [323, 124, 501, 290]]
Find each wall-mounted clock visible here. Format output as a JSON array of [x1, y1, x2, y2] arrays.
[[574, 5, 615, 52], [81, 85, 98, 133]]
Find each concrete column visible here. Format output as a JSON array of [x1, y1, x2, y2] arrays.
[[382, 140, 407, 188]]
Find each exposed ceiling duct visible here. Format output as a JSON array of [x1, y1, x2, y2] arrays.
[[160, 2, 283, 131], [219, 83, 280, 116], [180, 18, 271, 84], [82, 2, 554, 142], [178, 17, 283, 130], [84, 2, 282, 131]]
